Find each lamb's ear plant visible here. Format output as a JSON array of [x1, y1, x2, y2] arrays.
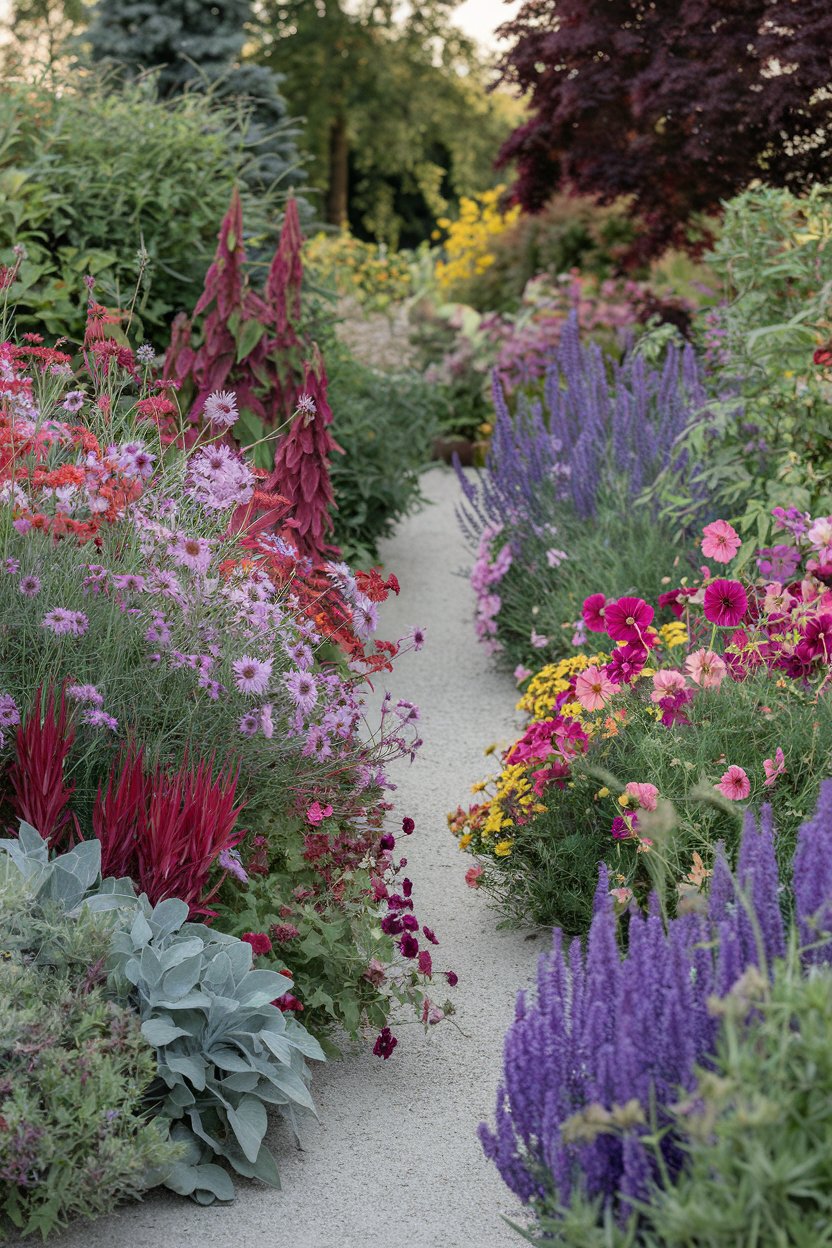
[[0, 826, 325, 1206]]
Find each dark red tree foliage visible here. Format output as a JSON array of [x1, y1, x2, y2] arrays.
[[496, 0, 832, 260]]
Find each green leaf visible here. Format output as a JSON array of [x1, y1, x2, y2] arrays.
[[141, 1018, 191, 1047], [236, 318, 267, 363], [227, 1095, 268, 1163]]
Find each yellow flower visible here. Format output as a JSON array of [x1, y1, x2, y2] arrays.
[[458, 833, 472, 850], [471, 780, 487, 794], [494, 839, 513, 857], [484, 742, 499, 756], [596, 786, 610, 799]]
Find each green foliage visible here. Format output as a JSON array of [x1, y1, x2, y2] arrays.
[[651, 183, 832, 545], [0, 72, 289, 346], [0, 863, 178, 1241], [643, 956, 832, 1247], [326, 344, 437, 562], [0, 826, 326, 1205]]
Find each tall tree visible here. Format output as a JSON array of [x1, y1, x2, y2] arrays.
[[258, 1, 510, 243], [496, 0, 832, 260]]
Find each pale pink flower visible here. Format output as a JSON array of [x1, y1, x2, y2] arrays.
[[701, 519, 741, 563], [545, 547, 568, 567], [763, 747, 786, 788], [232, 655, 273, 694], [514, 664, 532, 683], [651, 669, 687, 702], [807, 516, 832, 549], [609, 887, 633, 906], [715, 765, 750, 801], [203, 389, 238, 429], [574, 664, 616, 712], [530, 629, 549, 649], [685, 648, 727, 689], [625, 782, 659, 811]]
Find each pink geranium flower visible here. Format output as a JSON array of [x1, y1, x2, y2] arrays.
[[701, 519, 741, 563], [763, 747, 786, 788], [685, 648, 727, 689], [604, 596, 654, 644], [703, 579, 748, 627], [651, 669, 687, 702], [624, 782, 658, 811], [715, 765, 750, 801], [574, 665, 616, 712], [307, 801, 334, 825]]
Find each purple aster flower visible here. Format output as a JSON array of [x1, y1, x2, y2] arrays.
[[18, 574, 41, 597], [82, 707, 118, 730], [4, 558, 19, 575], [407, 625, 426, 651], [284, 638, 314, 669], [136, 344, 155, 365], [232, 655, 273, 695], [203, 389, 239, 429], [186, 444, 253, 511], [260, 703, 274, 739], [67, 683, 103, 706], [112, 574, 145, 593], [238, 711, 260, 737], [352, 594, 379, 640], [42, 608, 89, 637], [303, 725, 332, 759], [284, 669, 318, 715], [297, 392, 316, 417], [169, 532, 212, 575], [0, 693, 20, 728], [61, 390, 85, 413], [218, 848, 249, 883]]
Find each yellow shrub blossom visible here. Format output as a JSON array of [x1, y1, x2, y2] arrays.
[[434, 187, 521, 296]]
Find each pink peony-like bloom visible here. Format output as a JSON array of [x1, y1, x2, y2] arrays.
[[651, 669, 687, 701], [574, 664, 616, 712], [604, 596, 654, 644], [232, 654, 273, 695], [701, 519, 741, 563], [203, 389, 239, 429], [241, 931, 273, 956], [306, 801, 334, 825], [763, 747, 786, 788], [625, 782, 659, 811], [685, 648, 727, 689], [715, 765, 750, 801], [582, 592, 608, 633], [703, 579, 748, 627]]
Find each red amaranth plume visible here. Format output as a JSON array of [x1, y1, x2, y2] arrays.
[[7, 684, 79, 849]]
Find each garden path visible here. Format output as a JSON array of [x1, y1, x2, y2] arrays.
[[51, 466, 540, 1248]]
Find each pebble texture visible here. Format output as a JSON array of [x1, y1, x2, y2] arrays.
[[48, 467, 541, 1248]]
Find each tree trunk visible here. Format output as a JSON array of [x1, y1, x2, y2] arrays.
[[326, 113, 349, 227]]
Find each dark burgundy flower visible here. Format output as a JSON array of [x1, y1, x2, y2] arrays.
[[604, 596, 654, 643], [241, 931, 273, 956], [418, 949, 433, 975], [658, 587, 696, 619], [373, 1026, 398, 1059], [381, 914, 403, 936], [813, 346, 832, 367], [380, 833, 396, 850], [402, 877, 413, 897], [703, 579, 748, 627], [400, 913, 419, 932], [797, 612, 832, 663], [445, 970, 459, 987], [399, 932, 419, 959], [401, 816, 415, 834], [582, 592, 608, 632], [422, 925, 439, 945]]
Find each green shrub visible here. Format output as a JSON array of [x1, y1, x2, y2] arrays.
[[0, 868, 178, 1241], [326, 345, 437, 562], [0, 72, 288, 346]]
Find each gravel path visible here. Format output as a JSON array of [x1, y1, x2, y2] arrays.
[[50, 466, 540, 1248]]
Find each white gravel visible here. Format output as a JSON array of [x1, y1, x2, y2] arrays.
[[44, 467, 542, 1248]]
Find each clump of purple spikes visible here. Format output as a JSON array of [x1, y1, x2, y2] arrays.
[[480, 785, 832, 1227], [455, 312, 709, 546]]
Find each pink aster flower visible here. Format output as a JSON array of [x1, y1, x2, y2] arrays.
[[715, 765, 750, 801], [575, 664, 616, 711], [232, 655, 273, 695], [651, 669, 687, 702], [0, 693, 20, 728], [82, 707, 118, 730], [604, 596, 654, 644], [42, 608, 89, 637], [701, 518, 741, 563], [703, 579, 748, 627], [169, 532, 212, 575], [260, 703, 274, 739], [582, 592, 608, 633], [763, 747, 786, 788], [203, 389, 239, 429], [624, 782, 659, 811], [284, 670, 318, 714], [685, 648, 727, 689]]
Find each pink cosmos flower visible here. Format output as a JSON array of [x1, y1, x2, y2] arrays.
[[701, 519, 741, 563], [530, 629, 549, 649], [307, 801, 334, 825], [203, 389, 239, 429], [582, 592, 608, 633], [574, 665, 616, 712], [604, 596, 654, 644], [514, 664, 532, 683], [703, 579, 748, 627], [232, 655, 273, 695], [763, 747, 786, 788], [715, 765, 750, 801], [651, 669, 687, 702], [465, 865, 483, 888], [685, 648, 727, 689], [625, 782, 659, 811], [545, 547, 568, 567]]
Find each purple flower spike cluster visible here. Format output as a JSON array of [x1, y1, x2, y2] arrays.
[[480, 785, 832, 1228], [456, 312, 709, 545]]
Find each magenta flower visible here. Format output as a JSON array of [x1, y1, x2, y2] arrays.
[[763, 747, 786, 788], [604, 596, 654, 643], [701, 518, 741, 563], [306, 801, 333, 826], [715, 765, 751, 801], [796, 613, 832, 663], [605, 644, 648, 686], [610, 812, 638, 840], [582, 592, 608, 633], [703, 579, 748, 627], [42, 608, 89, 637], [232, 655, 273, 695], [203, 389, 239, 429]]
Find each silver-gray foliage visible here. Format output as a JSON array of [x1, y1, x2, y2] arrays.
[[0, 824, 325, 1204]]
